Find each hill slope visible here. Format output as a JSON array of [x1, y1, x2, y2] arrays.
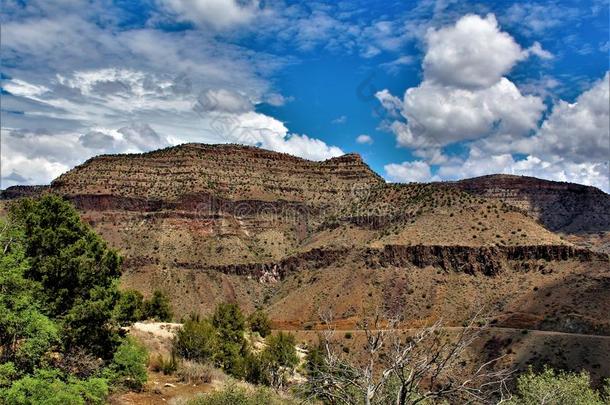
[[1, 145, 608, 339]]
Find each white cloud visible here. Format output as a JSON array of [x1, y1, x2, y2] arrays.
[[374, 89, 403, 117], [384, 160, 433, 183], [376, 14, 546, 149], [522, 72, 610, 163], [356, 134, 373, 145], [391, 77, 544, 148], [436, 148, 609, 192], [423, 14, 526, 89], [195, 89, 253, 113], [526, 41, 553, 59], [377, 14, 608, 191], [157, 0, 261, 29], [332, 115, 347, 124]]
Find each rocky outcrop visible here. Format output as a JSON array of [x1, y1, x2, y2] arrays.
[[454, 174, 610, 233], [160, 244, 608, 281], [1, 185, 49, 200], [49, 144, 384, 206]]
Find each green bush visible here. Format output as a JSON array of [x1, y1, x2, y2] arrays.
[[248, 309, 271, 337], [257, 332, 299, 388], [114, 290, 145, 326], [9, 195, 122, 359], [211, 303, 249, 377], [143, 290, 173, 322], [1, 368, 108, 405], [507, 366, 606, 405], [188, 383, 298, 405], [262, 332, 298, 370], [174, 318, 218, 362], [212, 303, 246, 343], [105, 338, 148, 391], [10, 195, 122, 318], [0, 218, 59, 374]]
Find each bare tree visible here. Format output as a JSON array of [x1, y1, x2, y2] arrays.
[[302, 309, 513, 405]]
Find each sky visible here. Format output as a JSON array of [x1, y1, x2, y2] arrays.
[[1, 0, 609, 191]]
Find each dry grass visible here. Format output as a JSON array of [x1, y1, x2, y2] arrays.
[[177, 360, 224, 385]]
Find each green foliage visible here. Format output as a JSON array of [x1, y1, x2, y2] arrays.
[[105, 338, 148, 391], [211, 303, 248, 376], [246, 332, 298, 388], [212, 303, 246, 343], [114, 290, 145, 326], [248, 309, 271, 337], [9, 195, 123, 359], [1, 197, 150, 399], [0, 219, 59, 374], [1, 368, 108, 405], [143, 289, 173, 322], [0, 363, 17, 388], [62, 283, 122, 360], [507, 366, 606, 405], [262, 332, 298, 370], [10, 195, 122, 317], [304, 342, 326, 378], [188, 383, 298, 405], [174, 317, 218, 362]]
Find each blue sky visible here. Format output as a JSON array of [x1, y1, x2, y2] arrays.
[[1, 0, 609, 191]]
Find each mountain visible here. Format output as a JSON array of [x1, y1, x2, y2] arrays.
[[455, 174, 610, 233], [2, 144, 609, 379]]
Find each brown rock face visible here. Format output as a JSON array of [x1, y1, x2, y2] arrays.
[[454, 174, 610, 233], [50, 144, 384, 206], [1, 144, 609, 341]]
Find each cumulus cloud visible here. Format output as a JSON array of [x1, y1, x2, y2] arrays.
[[384, 161, 433, 183], [377, 14, 609, 191], [436, 147, 609, 192], [377, 14, 546, 149], [398, 78, 544, 147], [356, 134, 373, 145], [522, 72, 610, 163], [423, 14, 526, 89]]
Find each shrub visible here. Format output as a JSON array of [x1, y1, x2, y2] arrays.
[[105, 338, 148, 391], [0, 218, 60, 374], [174, 318, 217, 362], [262, 332, 298, 370], [212, 303, 246, 343], [9, 195, 123, 359], [1, 368, 108, 405], [252, 332, 299, 388], [211, 303, 248, 376], [10, 195, 122, 317], [507, 366, 606, 405], [114, 290, 145, 326], [177, 360, 221, 384], [150, 353, 178, 375], [248, 309, 271, 337], [143, 290, 173, 322], [188, 383, 298, 405]]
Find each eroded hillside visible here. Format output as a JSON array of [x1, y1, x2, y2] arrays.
[[2, 145, 608, 339]]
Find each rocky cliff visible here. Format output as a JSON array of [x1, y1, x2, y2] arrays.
[[454, 174, 610, 233], [2, 144, 609, 337]]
